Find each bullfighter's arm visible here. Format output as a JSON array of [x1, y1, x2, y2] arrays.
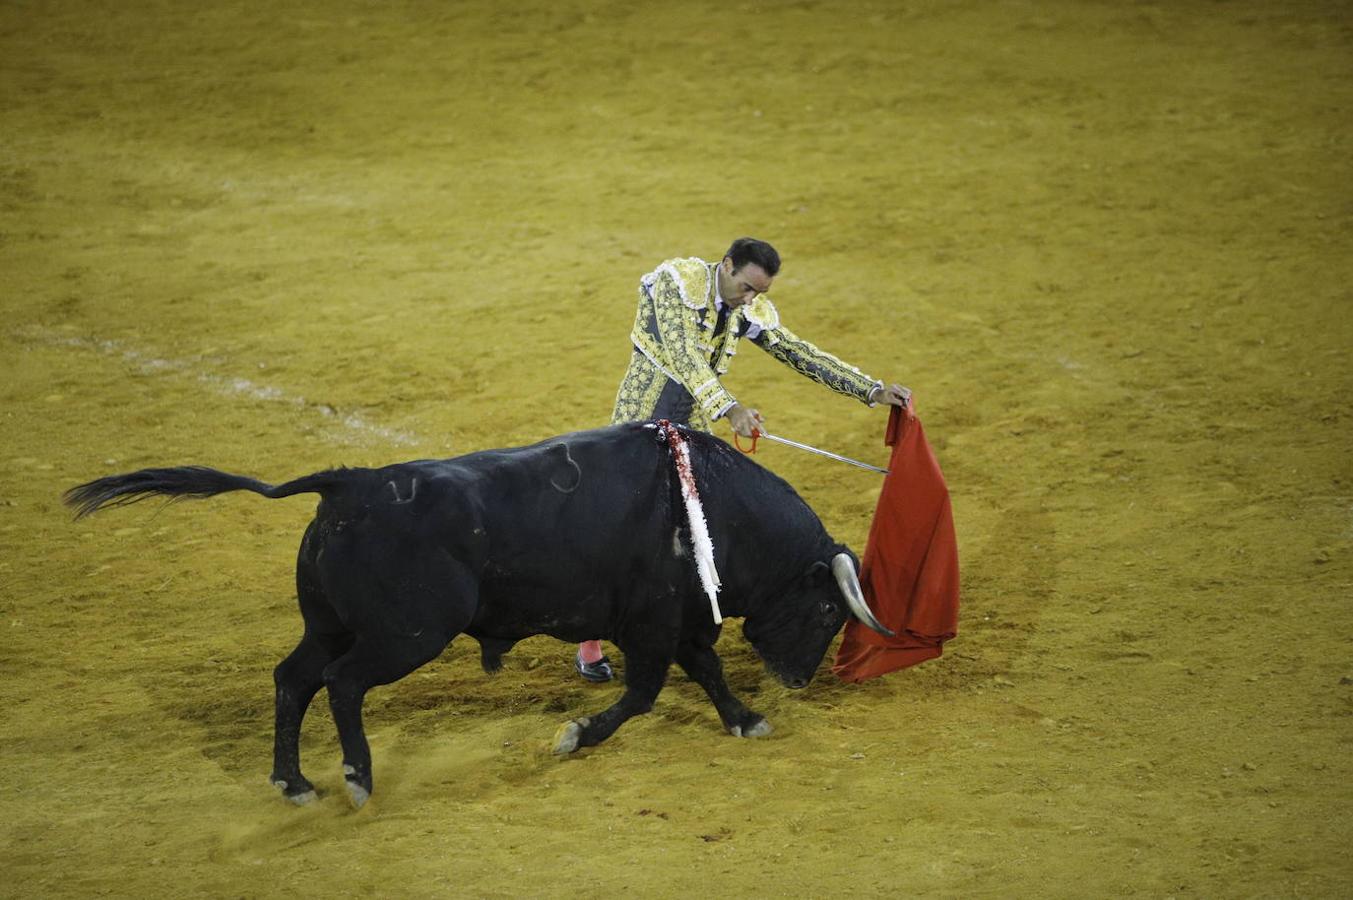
[[747, 299, 883, 405], [647, 271, 738, 421]]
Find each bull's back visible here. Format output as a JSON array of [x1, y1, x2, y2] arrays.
[[468, 424, 676, 574], [440, 425, 682, 640], [301, 424, 713, 638]]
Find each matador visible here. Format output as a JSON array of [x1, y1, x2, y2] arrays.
[[576, 237, 912, 682]]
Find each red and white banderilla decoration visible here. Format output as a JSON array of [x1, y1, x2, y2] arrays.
[[655, 420, 724, 624]]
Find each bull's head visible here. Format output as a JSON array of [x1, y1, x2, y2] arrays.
[[742, 551, 893, 689]]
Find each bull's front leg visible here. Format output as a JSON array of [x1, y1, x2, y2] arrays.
[[674, 640, 772, 738], [552, 650, 670, 754]]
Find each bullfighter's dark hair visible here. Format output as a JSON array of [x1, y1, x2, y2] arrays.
[[723, 237, 781, 276]]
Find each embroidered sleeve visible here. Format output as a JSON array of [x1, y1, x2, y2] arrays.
[[647, 271, 737, 420], [751, 306, 881, 405]]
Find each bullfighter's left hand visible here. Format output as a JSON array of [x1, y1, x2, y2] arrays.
[[872, 383, 912, 407]]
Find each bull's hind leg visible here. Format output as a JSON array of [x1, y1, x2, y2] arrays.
[[675, 641, 772, 738], [319, 551, 478, 807], [552, 652, 670, 754], [323, 632, 448, 808], [271, 630, 351, 804], [273, 540, 353, 805]]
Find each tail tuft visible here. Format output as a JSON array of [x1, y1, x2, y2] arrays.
[[63, 466, 276, 519]]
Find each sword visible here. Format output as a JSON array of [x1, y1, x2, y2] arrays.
[[750, 428, 889, 475]]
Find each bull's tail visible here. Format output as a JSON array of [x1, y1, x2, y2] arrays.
[[63, 466, 346, 519]]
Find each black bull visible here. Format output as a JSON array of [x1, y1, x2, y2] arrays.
[[65, 422, 892, 808]]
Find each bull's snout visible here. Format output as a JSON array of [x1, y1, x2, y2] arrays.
[[765, 661, 812, 690]]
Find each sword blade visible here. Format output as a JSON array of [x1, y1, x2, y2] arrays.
[[756, 429, 889, 475]]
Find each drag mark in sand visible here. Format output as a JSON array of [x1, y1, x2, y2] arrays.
[[16, 326, 422, 447]]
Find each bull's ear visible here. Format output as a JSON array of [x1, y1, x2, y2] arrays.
[[803, 560, 831, 586]]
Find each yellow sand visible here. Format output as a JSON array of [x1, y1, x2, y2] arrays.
[[2, 1, 1350, 896]]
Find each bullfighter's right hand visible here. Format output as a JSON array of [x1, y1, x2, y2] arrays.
[[726, 403, 763, 438]]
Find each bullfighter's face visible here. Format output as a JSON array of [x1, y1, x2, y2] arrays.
[[717, 259, 773, 308]]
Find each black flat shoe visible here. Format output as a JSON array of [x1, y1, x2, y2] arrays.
[[575, 651, 614, 683]]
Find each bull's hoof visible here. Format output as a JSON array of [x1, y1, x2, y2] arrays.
[[730, 718, 773, 738], [345, 780, 370, 809], [272, 776, 318, 806], [342, 764, 371, 809], [552, 717, 591, 755]]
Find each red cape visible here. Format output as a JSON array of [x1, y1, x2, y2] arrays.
[[833, 404, 959, 682]]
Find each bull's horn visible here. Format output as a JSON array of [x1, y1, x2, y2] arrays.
[[831, 553, 895, 637]]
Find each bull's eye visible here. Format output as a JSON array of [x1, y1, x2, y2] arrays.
[[819, 601, 837, 617]]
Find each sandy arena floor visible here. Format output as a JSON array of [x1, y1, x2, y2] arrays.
[[2, 1, 1351, 896]]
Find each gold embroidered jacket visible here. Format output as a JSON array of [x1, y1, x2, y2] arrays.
[[612, 257, 882, 431]]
